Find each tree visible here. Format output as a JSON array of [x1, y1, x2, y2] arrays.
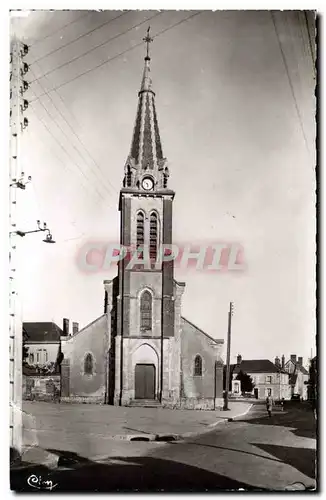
[[22, 328, 29, 365], [236, 370, 254, 394]]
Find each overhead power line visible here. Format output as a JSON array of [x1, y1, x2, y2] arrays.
[[30, 65, 118, 199], [30, 100, 107, 204], [26, 118, 101, 209], [30, 11, 161, 83], [30, 11, 201, 102], [32, 11, 130, 64], [30, 12, 90, 46], [270, 11, 310, 156], [304, 11, 316, 77]]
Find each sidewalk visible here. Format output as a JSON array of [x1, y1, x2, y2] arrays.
[[19, 401, 252, 466]]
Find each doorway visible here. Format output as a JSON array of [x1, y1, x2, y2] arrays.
[[254, 388, 258, 399], [135, 364, 155, 399]]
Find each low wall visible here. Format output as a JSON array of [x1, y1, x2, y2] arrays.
[[60, 396, 104, 404], [23, 375, 60, 402]]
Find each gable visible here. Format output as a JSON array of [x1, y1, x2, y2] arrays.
[[181, 317, 223, 346], [61, 315, 107, 360]]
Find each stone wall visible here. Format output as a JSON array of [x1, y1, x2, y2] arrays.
[[23, 375, 60, 402], [60, 314, 108, 403], [180, 317, 224, 409]]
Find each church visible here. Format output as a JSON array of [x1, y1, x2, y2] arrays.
[[61, 31, 224, 410]]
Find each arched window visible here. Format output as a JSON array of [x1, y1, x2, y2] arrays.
[[84, 353, 94, 375], [194, 355, 202, 376], [140, 290, 152, 332], [136, 211, 144, 250], [149, 212, 158, 260]]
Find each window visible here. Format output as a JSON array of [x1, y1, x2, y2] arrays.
[[126, 165, 132, 187], [267, 388, 272, 397], [45, 351, 48, 363], [149, 212, 158, 260], [140, 290, 152, 332], [194, 355, 202, 376], [84, 353, 94, 375], [36, 352, 40, 363], [29, 353, 34, 364], [136, 211, 144, 250], [266, 375, 272, 384]]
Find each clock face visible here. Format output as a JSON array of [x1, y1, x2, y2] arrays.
[[142, 177, 154, 190]]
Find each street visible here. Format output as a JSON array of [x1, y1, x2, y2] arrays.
[[11, 403, 316, 492]]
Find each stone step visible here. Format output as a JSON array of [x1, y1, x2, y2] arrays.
[[129, 399, 161, 408]]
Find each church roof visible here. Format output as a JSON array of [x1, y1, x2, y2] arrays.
[[23, 322, 63, 343], [181, 316, 224, 345], [123, 28, 169, 192]]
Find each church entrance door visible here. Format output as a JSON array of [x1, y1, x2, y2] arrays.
[[135, 364, 155, 399]]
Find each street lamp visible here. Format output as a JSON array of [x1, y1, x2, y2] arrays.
[[10, 172, 32, 190], [10, 220, 56, 243]]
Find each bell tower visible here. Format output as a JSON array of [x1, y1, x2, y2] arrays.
[[110, 28, 182, 406]]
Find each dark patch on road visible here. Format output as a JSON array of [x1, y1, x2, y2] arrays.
[[10, 450, 265, 492], [253, 443, 316, 480], [130, 436, 150, 442], [155, 435, 179, 442]]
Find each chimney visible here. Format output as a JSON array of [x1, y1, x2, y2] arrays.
[[275, 356, 281, 368], [298, 356, 303, 367], [290, 354, 297, 364], [281, 355, 285, 368], [237, 354, 242, 365], [63, 318, 69, 336], [72, 322, 79, 335]]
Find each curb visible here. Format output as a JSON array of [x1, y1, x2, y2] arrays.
[[221, 403, 253, 422]]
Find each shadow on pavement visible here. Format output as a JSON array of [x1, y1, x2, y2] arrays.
[[253, 443, 316, 481], [237, 407, 316, 440], [10, 449, 265, 492]]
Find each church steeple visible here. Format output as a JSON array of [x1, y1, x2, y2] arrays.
[[123, 27, 169, 191]]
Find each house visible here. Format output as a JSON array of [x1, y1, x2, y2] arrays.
[[23, 321, 64, 372], [229, 355, 291, 400], [284, 354, 309, 400], [22, 320, 70, 401], [60, 33, 225, 410], [307, 355, 317, 404]]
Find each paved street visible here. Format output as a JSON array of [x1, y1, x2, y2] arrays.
[[21, 400, 251, 453], [11, 403, 316, 492]]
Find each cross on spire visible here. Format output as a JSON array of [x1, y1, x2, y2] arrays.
[[143, 26, 153, 61]]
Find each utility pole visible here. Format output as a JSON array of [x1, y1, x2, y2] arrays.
[[9, 35, 30, 459], [223, 301, 234, 411]]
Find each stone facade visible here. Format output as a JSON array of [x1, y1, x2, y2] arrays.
[[61, 315, 108, 403], [180, 318, 224, 409], [58, 42, 225, 409]]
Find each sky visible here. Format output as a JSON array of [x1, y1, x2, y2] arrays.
[[9, 9, 316, 365]]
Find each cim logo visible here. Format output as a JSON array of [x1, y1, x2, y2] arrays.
[[76, 242, 246, 273]]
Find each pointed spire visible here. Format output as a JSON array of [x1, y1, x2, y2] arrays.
[[124, 27, 168, 191], [140, 27, 153, 93]]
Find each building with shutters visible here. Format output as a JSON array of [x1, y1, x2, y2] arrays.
[[60, 31, 224, 409], [283, 354, 309, 400], [228, 355, 291, 400]]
